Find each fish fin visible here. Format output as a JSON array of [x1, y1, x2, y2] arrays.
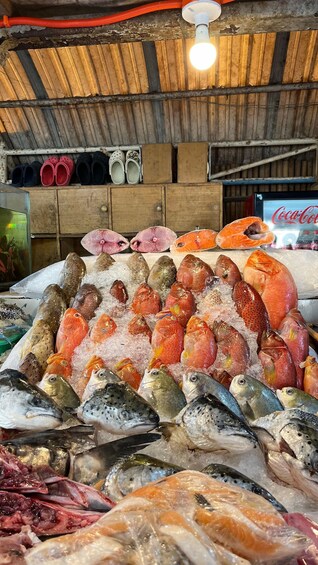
[[194, 493, 214, 510]]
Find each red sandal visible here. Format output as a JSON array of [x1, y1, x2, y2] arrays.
[[40, 157, 59, 187], [55, 156, 75, 186]]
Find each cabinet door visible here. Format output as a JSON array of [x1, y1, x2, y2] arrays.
[[165, 183, 222, 233], [111, 186, 164, 234], [28, 189, 57, 234], [58, 187, 110, 234]]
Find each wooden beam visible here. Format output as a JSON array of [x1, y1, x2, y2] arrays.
[[0, 1, 11, 17], [0, 81, 317, 108], [210, 145, 317, 179], [0, 1, 317, 50]]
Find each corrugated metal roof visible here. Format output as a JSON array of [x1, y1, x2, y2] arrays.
[[0, 30, 317, 152]]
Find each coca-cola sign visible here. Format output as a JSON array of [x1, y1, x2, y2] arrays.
[[272, 205, 318, 226], [255, 191, 318, 250]]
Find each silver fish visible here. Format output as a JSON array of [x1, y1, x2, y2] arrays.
[[82, 368, 121, 402], [0, 370, 63, 431], [277, 387, 318, 415], [147, 256, 177, 301], [0, 299, 32, 328], [78, 382, 160, 435], [202, 463, 286, 512], [171, 394, 258, 453], [139, 367, 186, 421], [102, 453, 183, 501], [182, 371, 244, 420], [230, 374, 284, 421]]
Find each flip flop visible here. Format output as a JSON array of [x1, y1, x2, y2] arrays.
[[76, 153, 92, 185], [40, 157, 59, 187], [24, 161, 42, 187], [11, 164, 25, 187], [109, 149, 125, 185], [91, 151, 110, 185], [55, 156, 75, 186], [125, 150, 141, 185]]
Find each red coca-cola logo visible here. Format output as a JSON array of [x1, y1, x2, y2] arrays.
[[272, 206, 318, 225]]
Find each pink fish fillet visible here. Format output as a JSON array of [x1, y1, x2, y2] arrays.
[[81, 229, 130, 255], [130, 226, 177, 252]]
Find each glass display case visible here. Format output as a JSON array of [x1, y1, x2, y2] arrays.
[[0, 183, 31, 290]]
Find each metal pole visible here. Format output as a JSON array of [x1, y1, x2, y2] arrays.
[[210, 145, 317, 179]]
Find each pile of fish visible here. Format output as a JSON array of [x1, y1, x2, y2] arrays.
[[1, 243, 318, 562], [22, 470, 312, 564], [81, 216, 275, 255]]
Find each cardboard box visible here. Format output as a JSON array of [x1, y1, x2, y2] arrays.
[[142, 144, 174, 184], [177, 142, 208, 183]]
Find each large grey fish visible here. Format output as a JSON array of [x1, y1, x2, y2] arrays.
[[92, 252, 115, 273], [82, 368, 121, 402], [71, 283, 102, 321], [277, 387, 318, 415], [230, 374, 284, 421], [78, 381, 160, 435], [147, 256, 177, 301], [127, 252, 150, 284], [102, 453, 183, 501], [253, 410, 318, 501], [34, 284, 67, 334], [201, 463, 286, 512], [139, 367, 186, 421], [182, 371, 244, 420], [58, 252, 86, 306], [20, 320, 54, 373], [0, 299, 32, 328], [71, 433, 161, 485], [0, 369, 63, 431], [168, 394, 258, 453]]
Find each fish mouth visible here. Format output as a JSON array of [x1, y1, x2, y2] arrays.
[[26, 410, 62, 420]]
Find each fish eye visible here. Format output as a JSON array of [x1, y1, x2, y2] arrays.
[[286, 388, 294, 395], [238, 377, 246, 386], [189, 375, 198, 383], [121, 410, 129, 419], [48, 375, 57, 383], [31, 397, 42, 406], [74, 313, 81, 318], [151, 370, 159, 376], [176, 242, 185, 248]]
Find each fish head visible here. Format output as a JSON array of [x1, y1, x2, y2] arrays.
[[79, 383, 159, 434], [61, 308, 88, 334], [276, 387, 298, 409], [215, 254, 242, 287], [72, 284, 102, 320], [182, 371, 212, 401], [93, 368, 121, 384], [245, 250, 281, 276], [261, 330, 287, 353], [0, 375, 63, 430], [229, 374, 255, 401], [185, 315, 207, 334]]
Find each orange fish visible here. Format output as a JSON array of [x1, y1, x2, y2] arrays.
[[259, 330, 297, 389], [164, 282, 196, 327], [170, 229, 217, 253], [90, 313, 117, 344], [213, 320, 250, 377], [131, 283, 161, 316], [243, 250, 298, 330], [214, 254, 242, 287], [302, 356, 318, 399], [44, 352, 72, 380], [128, 315, 152, 341], [216, 216, 275, 249], [110, 280, 128, 304], [56, 308, 89, 361], [181, 316, 217, 369], [151, 314, 184, 365], [278, 309, 309, 389], [114, 358, 142, 390], [84, 355, 105, 385], [176, 254, 213, 293], [233, 280, 270, 347]]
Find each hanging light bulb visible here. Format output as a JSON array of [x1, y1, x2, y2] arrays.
[[182, 0, 221, 71]]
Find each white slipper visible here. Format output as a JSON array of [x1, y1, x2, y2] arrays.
[[109, 149, 126, 184], [125, 150, 140, 185]]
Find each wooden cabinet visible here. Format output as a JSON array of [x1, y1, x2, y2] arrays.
[[166, 183, 222, 233], [27, 183, 223, 270], [111, 185, 165, 234], [28, 188, 57, 234], [58, 187, 110, 234]]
